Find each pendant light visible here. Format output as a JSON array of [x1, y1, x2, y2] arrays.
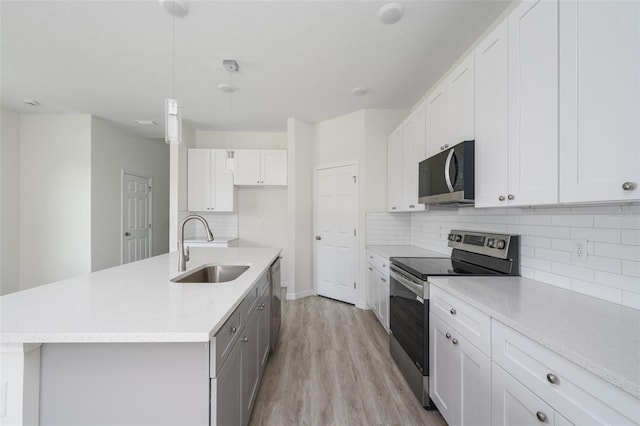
[[220, 59, 239, 172], [161, 0, 188, 144]]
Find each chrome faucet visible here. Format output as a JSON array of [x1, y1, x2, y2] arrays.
[[177, 215, 214, 272]]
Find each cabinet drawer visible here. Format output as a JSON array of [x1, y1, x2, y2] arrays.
[[430, 285, 491, 356], [366, 250, 389, 274], [211, 307, 241, 377], [492, 320, 639, 425]]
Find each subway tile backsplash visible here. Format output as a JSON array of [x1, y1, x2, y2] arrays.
[[178, 211, 238, 239], [366, 203, 640, 309]]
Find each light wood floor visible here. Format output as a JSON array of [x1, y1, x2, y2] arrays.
[[249, 295, 447, 426]]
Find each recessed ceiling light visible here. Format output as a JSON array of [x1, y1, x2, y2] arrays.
[[352, 87, 369, 96], [24, 99, 39, 106], [217, 83, 234, 93], [159, 0, 189, 18], [135, 120, 158, 126], [378, 2, 404, 25]]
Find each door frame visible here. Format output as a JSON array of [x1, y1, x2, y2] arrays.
[[121, 170, 153, 264], [312, 160, 359, 299]]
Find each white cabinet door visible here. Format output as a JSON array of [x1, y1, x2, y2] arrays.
[[474, 21, 510, 208], [426, 86, 451, 157], [507, 0, 559, 206], [367, 264, 378, 314], [458, 333, 491, 426], [492, 363, 559, 426], [430, 313, 457, 425], [378, 273, 389, 332], [559, 0, 640, 202], [212, 149, 235, 211], [449, 54, 475, 144], [403, 102, 426, 211], [234, 150, 262, 186], [261, 150, 287, 185], [187, 149, 212, 212], [387, 126, 404, 212]]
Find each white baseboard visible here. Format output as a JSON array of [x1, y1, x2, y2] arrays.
[[355, 301, 370, 310], [285, 289, 316, 300]]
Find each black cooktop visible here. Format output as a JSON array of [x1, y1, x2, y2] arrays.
[[391, 256, 508, 281]]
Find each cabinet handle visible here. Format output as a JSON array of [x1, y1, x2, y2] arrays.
[[382, 264, 386, 268], [452, 338, 458, 345], [507, 194, 514, 200], [230, 326, 237, 334], [622, 182, 636, 191], [124, 232, 131, 237], [450, 308, 456, 315], [391, 207, 397, 210], [445, 332, 451, 339], [444, 144, 449, 149], [259, 303, 266, 310], [241, 337, 248, 343], [536, 412, 547, 422], [498, 195, 506, 201], [546, 373, 558, 384], [368, 267, 373, 271], [381, 278, 387, 283], [409, 205, 415, 208]]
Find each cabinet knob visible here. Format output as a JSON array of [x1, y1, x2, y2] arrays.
[[391, 207, 397, 210], [452, 338, 458, 345], [546, 373, 558, 384], [409, 205, 415, 208], [536, 411, 547, 423], [381, 278, 387, 283], [258, 303, 266, 310], [230, 326, 237, 334], [507, 194, 515, 200], [445, 332, 451, 339], [444, 144, 449, 149], [241, 337, 249, 343], [622, 182, 636, 191], [498, 195, 506, 201], [450, 308, 456, 315], [315, 236, 322, 240], [368, 267, 373, 271]]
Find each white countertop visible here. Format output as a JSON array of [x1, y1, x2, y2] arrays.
[[367, 245, 448, 259], [0, 247, 280, 344], [429, 276, 640, 399]]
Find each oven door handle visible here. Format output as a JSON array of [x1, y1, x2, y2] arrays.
[[390, 270, 424, 300]]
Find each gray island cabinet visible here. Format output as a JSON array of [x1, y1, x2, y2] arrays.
[[0, 247, 280, 426]]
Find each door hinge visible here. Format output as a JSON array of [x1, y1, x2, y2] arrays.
[[353, 282, 356, 289], [352, 176, 356, 183], [353, 229, 357, 236], [148, 224, 151, 228]]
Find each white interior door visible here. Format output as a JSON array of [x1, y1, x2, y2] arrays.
[[122, 172, 152, 264], [314, 163, 358, 304]]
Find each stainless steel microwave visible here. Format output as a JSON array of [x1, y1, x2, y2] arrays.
[[418, 140, 474, 205]]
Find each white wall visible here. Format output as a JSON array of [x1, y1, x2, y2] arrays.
[[90, 116, 170, 272], [0, 108, 21, 295], [169, 124, 195, 251], [366, 204, 640, 309], [19, 115, 92, 290], [287, 119, 314, 298]]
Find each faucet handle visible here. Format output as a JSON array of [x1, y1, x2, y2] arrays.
[[185, 246, 190, 262]]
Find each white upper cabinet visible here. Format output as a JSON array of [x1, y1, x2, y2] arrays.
[[234, 149, 287, 186], [475, 0, 558, 207], [508, 0, 559, 206], [188, 149, 235, 212], [403, 101, 426, 211], [449, 54, 475, 145], [426, 85, 451, 158], [474, 21, 510, 208], [387, 126, 404, 212], [559, 0, 640, 203]]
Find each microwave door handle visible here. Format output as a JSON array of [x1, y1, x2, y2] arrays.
[[452, 151, 460, 188], [444, 148, 455, 192]]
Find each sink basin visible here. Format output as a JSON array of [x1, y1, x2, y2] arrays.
[[171, 264, 250, 283]]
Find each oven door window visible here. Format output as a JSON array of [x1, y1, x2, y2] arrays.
[[389, 276, 425, 373]]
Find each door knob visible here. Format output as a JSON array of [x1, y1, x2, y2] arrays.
[[622, 182, 636, 191], [315, 236, 322, 240], [124, 232, 131, 237]]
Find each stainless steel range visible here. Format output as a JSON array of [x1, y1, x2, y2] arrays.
[[389, 230, 520, 408]]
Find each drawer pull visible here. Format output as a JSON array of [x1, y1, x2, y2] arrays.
[[450, 308, 457, 315], [230, 326, 237, 334], [258, 303, 266, 310], [241, 337, 248, 343], [536, 411, 547, 422], [445, 333, 451, 339], [452, 338, 458, 345], [368, 267, 373, 271], [546, 373, 558, 384]]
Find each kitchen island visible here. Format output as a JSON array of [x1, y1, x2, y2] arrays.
[[0, 247, 281, 425]]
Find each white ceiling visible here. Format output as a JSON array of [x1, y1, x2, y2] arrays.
[[1, 0, 512, 137]]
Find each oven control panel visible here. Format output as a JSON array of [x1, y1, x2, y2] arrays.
[[448, 230, 514, 259]]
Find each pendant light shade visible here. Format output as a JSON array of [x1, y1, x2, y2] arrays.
[[165, 98, 182, 144]]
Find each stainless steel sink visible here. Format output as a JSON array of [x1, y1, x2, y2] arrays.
[[171, 264, 250, 283]]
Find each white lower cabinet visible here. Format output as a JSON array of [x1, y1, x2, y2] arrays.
[[430, 301, 491, 426], [366, 250, 390, 332]]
